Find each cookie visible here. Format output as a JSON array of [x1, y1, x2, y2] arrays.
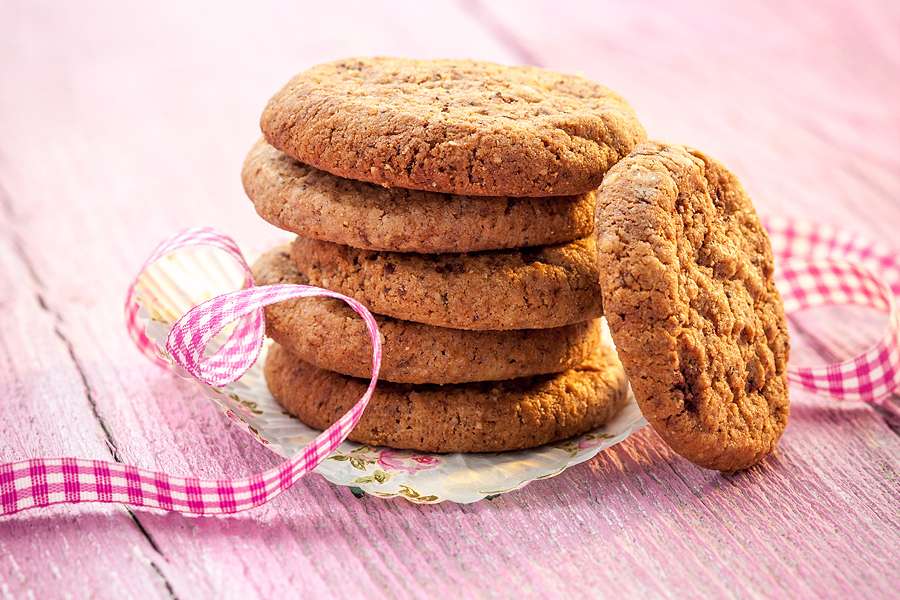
[[595, 142, 789, 471], [242, 139, 596, 253], [290, 235, 603, 330], [261, 57, 646, 197], [253, 247, 603, 383], [264, 342, 628, 453]]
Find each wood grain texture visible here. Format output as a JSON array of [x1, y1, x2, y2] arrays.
[[0, 206, 174, 597], [0, 1, 897, 599]]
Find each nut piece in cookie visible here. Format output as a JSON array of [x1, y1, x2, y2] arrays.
[[595, 142, 789, 471]]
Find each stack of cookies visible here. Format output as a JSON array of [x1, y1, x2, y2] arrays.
[[243, 58, 791, 471], [242, 58, 646, 453]]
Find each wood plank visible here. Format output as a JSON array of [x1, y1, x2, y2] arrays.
[[0, 220, 173, 599], [1, 1, 897, 598], [467, 0, 900, 221]]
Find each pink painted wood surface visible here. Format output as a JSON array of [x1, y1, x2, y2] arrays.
[[0, 1, 897, 598]]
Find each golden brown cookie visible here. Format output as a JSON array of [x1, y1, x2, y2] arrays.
[[595, 142, 790, 471], [261, 57, 646, 197], [253, 247, 603, 383], [290, 235, 603, 330], [243, 140, 596, 253], [265, 342, 628, 453]]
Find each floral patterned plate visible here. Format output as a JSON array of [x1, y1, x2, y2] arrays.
[[135, 245, 647, 504]]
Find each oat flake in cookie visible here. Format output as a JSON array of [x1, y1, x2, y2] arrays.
[[595, 142, 790, 471], [261, 57, 646, 197]]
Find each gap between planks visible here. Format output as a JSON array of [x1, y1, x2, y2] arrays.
[[0, 178, 179, 600]]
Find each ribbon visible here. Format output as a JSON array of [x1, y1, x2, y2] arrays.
[[765, 217, 900, 403], [1, 219, 898, 517], [3, 227, 382, 516]]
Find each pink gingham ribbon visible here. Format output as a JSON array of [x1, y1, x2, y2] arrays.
[[765, 217, 900, 403], [3, 227, 382, 516], [1, 218, 899, 517]]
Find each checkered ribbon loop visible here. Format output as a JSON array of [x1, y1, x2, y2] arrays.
[[124, 226, 256, 369], [1, 228, 382, 516], [765, 217, 900, 403]]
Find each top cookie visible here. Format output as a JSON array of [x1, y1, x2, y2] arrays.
[[261, 57, 646, 197], [595, 142, 789, 471]]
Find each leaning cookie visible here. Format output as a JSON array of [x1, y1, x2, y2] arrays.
[[242, 140, 595, 253], [265, 343, 629, 453], [595, 141, 790, 471], [261, 57, 645, 197], [253, 247, 603, 384], [290, 235, 603, 330]]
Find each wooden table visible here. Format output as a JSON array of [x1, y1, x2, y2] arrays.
[[1, 1, 897, 598]]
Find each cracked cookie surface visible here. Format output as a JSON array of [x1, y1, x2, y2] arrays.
[[261, 57, 646, 197], [291, 235, 603, 330], [253, 247, 603, 383], [595, 142, 789, 471], [243, 139, 596, 253], [265, 342, 628, 453]]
